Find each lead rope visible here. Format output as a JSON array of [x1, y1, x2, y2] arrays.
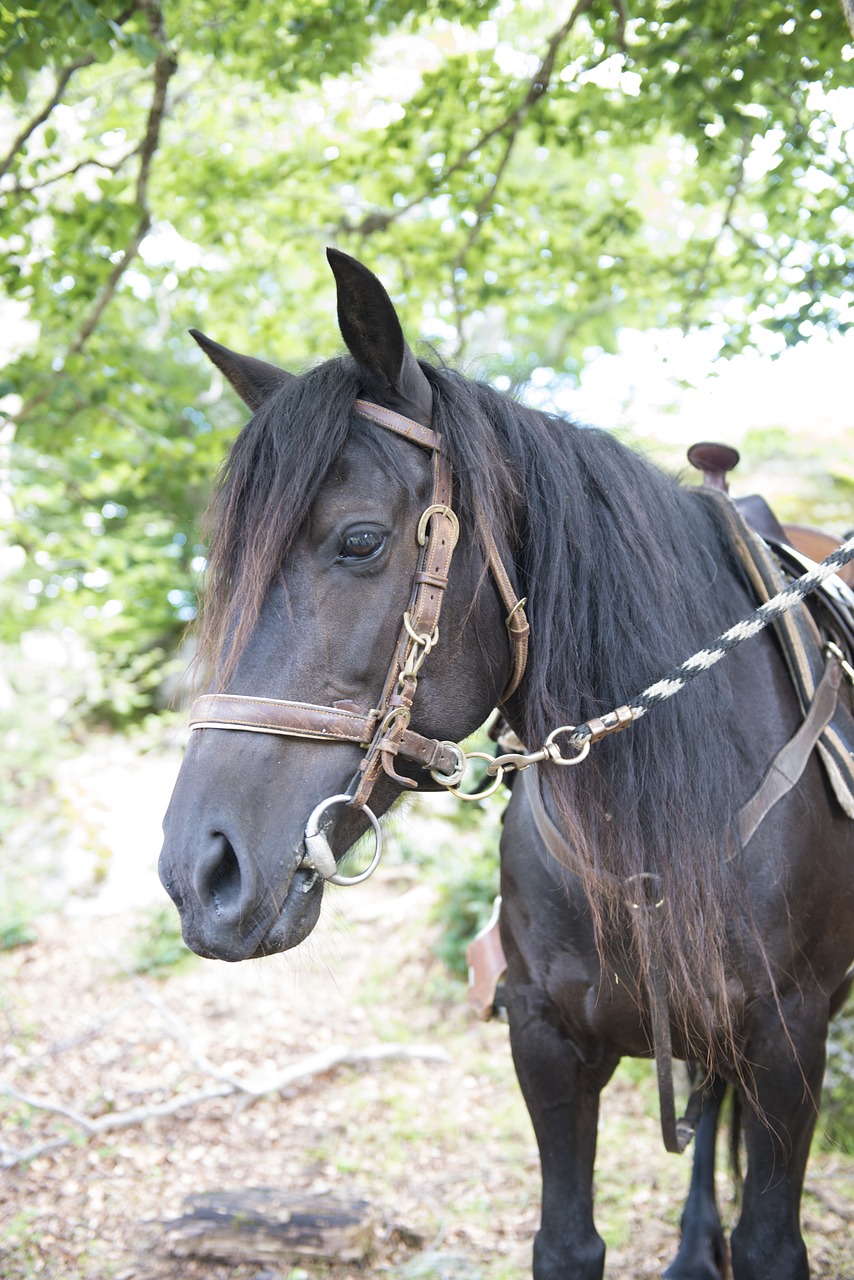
[[568, 531, 854, 750]]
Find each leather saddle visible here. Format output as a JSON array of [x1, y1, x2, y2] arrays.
[[688, 443, 854, 657]]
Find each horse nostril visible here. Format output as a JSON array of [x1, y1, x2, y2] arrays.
[[197, 833, 245, 917]]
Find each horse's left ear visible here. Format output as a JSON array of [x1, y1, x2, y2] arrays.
[[326, 248, 433, 426]]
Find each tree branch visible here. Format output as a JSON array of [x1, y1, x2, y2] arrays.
[[0, 3, 141, 182], [448, 0, 595, 353], [0, 1042, 449, 1168], [342, 0, 595, 242], [840, 0, 854, 39], [6, 146, 139, 196], [8, 4, 178, 429], [613, 0, 629, 53], [0, 56, 96, 182], [678, 129, 751, 331]]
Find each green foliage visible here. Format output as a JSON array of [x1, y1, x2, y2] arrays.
[[0, 895, 36, 951], [821, 1003, 854, 1154], [395, 731, 503, 977], [1, 0, 852, 727], [428, 810, 500, 979], [126, 903, 194, 976]]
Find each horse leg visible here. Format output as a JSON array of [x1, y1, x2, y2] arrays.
[[729, 1003, 827, 1280], [664, 1074, 729, 1280], [506, 993, 618, 1280]]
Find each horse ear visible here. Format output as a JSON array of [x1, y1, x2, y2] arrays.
[[189, 329, 294, 412], [326, 248, 433, 426]]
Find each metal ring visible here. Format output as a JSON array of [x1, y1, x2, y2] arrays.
[[505, 597, 528, 628], [303, 794, 383, 887], [416, 504, 460, 549], [543, 726, 592, 766], [449, 751, 506, 801], [429, 741, 467, 789], [376, 704, 411, 738], [403, 611, 438, 650], [624, 872, 665, 911]]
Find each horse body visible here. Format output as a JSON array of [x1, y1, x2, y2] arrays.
[[159, 250, 854, 1279], [500, 757, 853, 1279]]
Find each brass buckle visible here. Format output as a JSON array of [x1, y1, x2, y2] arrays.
[[417, 504, 460, 548]]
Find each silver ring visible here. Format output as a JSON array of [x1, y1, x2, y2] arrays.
[[429, 741, 466, 789], [303, 793, 383, 887]]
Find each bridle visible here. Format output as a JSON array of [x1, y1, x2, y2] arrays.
[[188, 398, 530, 884]]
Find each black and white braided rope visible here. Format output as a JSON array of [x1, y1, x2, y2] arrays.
[[569, 534, 854, 749]]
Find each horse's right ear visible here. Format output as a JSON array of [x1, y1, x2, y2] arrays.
[[190, 330, 294, 412]]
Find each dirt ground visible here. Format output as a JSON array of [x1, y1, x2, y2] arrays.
[[1, 739, 853, 1280]]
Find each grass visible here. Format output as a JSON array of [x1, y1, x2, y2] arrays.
[[125, 904, 196, 978]]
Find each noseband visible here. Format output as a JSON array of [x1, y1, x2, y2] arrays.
[[189, 398, 530, 883]]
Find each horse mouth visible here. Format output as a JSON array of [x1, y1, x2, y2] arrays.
[[172, 864, 325, 963]]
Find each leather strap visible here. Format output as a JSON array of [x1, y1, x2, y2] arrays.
[[191, 694, 375, 743], [737, 654, 841, 846], [353, 399, 441, 452], [518, 764, 621, 889], [190, 694, 462, 776], [351, 445, 457, 805], [354, 399, 530, 703], [486, 531, 529, 701], [646, 941, 701, 1153]]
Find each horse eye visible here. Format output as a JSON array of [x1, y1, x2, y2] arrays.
[[339, 529, 385, 561]]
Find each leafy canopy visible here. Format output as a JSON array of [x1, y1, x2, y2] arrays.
[[1, 0, 852, 716]]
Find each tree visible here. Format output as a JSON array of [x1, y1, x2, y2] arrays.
[[1, 0, 852, 715]]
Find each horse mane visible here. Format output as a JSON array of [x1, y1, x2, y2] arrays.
[[198, 357, 422, 678], [201, 352, 757, 1060], [425, 364, 755, 1058]]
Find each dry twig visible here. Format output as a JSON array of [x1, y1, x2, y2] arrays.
[[0, 1041, 449, 1168]]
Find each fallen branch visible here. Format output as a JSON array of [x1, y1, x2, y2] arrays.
[[164, 1188, 374, 1265], [0, 1041, 449, 1169]]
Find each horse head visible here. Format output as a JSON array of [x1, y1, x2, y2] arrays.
[[158, 250, 520, 961]]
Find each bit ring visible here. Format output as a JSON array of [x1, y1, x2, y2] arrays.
[[303, 794, 383, 886]]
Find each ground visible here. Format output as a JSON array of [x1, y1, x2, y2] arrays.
[[1, 738, 852, 1280]]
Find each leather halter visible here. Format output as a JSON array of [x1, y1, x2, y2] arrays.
[[189, 398, 530, 811]]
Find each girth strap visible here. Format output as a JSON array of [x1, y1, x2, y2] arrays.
[[737, 653, 842, 845]]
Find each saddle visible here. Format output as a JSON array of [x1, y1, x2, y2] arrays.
[[693, 444, 854, 826]]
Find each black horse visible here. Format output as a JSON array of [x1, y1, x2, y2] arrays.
[[159, 250, 854, 1280]]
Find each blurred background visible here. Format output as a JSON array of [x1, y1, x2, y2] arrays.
[[1, 3, 853, 1277]]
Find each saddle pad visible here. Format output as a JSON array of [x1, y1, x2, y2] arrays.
[[724, 501, 854, 820]]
